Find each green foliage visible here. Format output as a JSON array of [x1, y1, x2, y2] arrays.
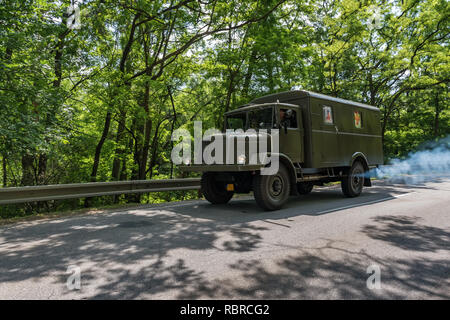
[[0, 0, 449, 218]]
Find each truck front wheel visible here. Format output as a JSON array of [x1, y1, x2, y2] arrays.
[[341, 161, 364, 197], [253, 164, 291, 211], [201, 172, 234, 204]]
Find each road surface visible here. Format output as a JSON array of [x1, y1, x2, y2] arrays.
[[0, 179, 449, 299]]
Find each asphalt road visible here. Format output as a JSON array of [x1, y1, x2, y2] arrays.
[[0, 179, 449, 299]]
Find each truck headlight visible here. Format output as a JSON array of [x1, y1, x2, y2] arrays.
[[237, 154, 246, 164]]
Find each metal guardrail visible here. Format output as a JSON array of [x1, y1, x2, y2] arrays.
[[0, 178, 201, 205]]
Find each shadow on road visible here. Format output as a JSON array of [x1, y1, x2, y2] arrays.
[[362, 215, 450, 252], [177, 242, 450, 299], [0, 180, 448, 299], [175, 181, 419, 221]]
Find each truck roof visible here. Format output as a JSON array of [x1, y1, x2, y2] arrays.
[[248, 90, 380, 112], [225, 102, 299, 115]]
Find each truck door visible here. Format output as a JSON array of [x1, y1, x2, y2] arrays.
[[316, 104, 341, 165], [278, 107, 303, 163]]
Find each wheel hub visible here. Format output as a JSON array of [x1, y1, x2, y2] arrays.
[[270, 176, 283, 197], [351, 169, 363, 190]]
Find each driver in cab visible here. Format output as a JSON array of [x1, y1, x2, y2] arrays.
[[279, 109, 293, 131]]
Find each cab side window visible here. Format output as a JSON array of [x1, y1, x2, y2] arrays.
[[280, 108, 297, 128]]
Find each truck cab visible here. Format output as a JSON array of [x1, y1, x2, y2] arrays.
[[225, 102, 304, 163]]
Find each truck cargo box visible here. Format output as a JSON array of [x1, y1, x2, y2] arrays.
[[250, 90, 383, 168]]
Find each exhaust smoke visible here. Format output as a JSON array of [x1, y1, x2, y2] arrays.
[[371, 135, 450, 184]]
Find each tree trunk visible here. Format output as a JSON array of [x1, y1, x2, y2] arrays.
[[91, 112, 112, 181], [242, 48, 257, 99], [433, 90, 440, 137], [21, 154, 35, 186], [112, 13, 140, 181], [266, 54, 274, 92], [148, 124, 162, 179], [140, 118, 152, 180], [84, 111, 112, 207], [21, 154, 35, 214], [369, 74, 376, 106], [381, 105, 392, 145], [37, 154, 47, 185], [111, 110, 127, 180], [139, 82, 152, 180], [128, 119, 142, 203], [36, 22, 69, 187], [130, 118, 140, 181], [168, 86, 177, 179], [138, 32, 153, 181], [120, 134, 132, 182], [2, 154, 6, 188], [112, 131, 131, 204], [224, 70, 235, 114]]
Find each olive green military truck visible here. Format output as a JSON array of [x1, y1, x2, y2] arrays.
[[182, 90, 383, 211]]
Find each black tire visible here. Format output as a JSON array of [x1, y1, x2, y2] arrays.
[[297, 182, 314, 195], [341, 161, 365, 197], [201, 172, 234, 204], [253, 163, 291, 211]]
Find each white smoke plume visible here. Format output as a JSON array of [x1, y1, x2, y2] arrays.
[[371, 135, 450, 184]]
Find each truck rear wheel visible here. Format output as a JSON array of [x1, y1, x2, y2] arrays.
[[201, 172, 234, 204], [341, 161, 364, 197], [297, 182, 314, 195], [253, 164, 291, 211]]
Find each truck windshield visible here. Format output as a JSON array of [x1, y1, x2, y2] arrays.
[[225, 106, 274, 130], [248, 107, 273, 129], [226, 113, 246, 130]]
